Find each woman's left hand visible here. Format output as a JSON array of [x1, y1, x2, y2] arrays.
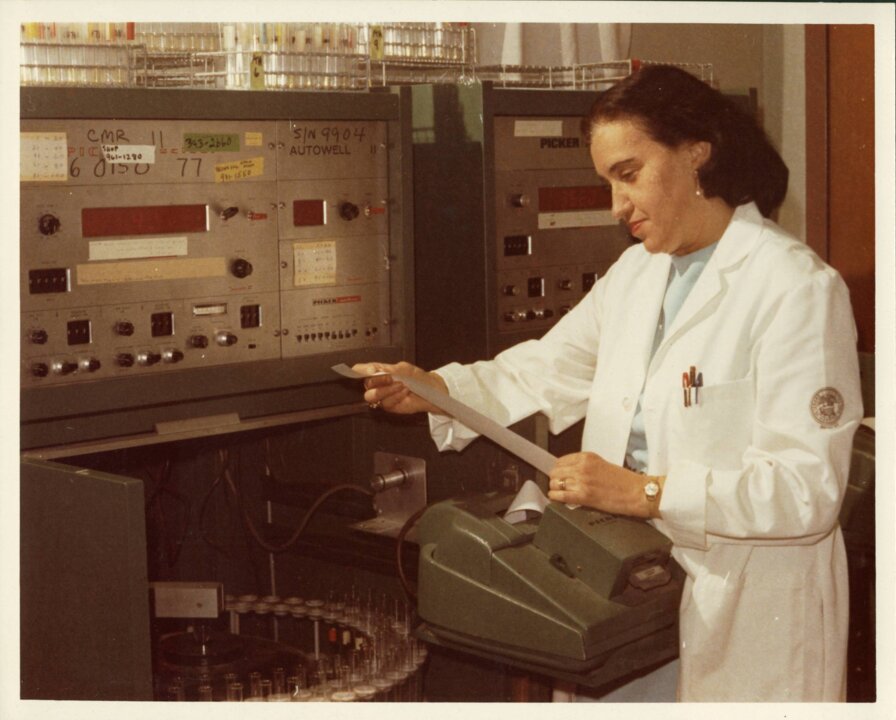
[[547, 451, 663, 519]]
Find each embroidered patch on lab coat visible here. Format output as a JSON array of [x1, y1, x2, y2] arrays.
[[810, 387, 845, 428]]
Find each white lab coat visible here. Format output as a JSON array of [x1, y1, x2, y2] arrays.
[[429, 202, 862, 701]]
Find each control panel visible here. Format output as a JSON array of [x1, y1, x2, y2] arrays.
[[411, 83, 631, 369], [493, 115, 626, 336], [21, 93, 402, 392]]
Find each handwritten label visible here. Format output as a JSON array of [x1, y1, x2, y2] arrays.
[[101, 144, 157, 164], [294, 241, 337, 286], [183, 133, 240, 153], [21, 132, 68, 181], [245, 131, 263, 147], [214, 157, 264, 183], [88, 236, 188, 261], [250, 53, 265, 90], [369, 25, 384, 60], [288, 124, 368, 158]]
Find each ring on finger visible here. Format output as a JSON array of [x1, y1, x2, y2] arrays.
[[558, 478, 567, 491], [368, 401, 381, 410]]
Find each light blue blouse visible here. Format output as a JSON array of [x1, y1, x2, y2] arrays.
[[624, 241, 719, 472]]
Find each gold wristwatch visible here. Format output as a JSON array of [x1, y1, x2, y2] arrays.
[[644, 478, 661, 502]]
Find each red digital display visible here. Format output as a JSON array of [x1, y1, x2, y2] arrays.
[[293, 199, 326, 227], [538, 185, 612, 213], [81, 204, 208, 238]]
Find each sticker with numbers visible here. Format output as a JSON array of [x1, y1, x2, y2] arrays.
[[294, 241, 337, 286], [21, 132, 68, 181]]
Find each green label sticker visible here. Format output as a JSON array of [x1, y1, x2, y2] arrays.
[[182, 133, 241, 153]]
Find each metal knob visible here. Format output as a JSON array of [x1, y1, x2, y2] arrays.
[[38, 213, 61, 235]]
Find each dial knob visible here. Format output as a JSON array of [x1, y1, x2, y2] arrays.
[[527, 308, 555, 321], [219, 206, 240, 221], [54, 360, 79, 375], [163, 349, 185, 364], [339, 202, 360, 221], [510, 193, 531, 208], [137, 351, 161, 366], [503, 310, 526, 323], [81, 358, 102, 372], [116, 353, 135, 367], [216, 331, 238, 347], [31, 362, 49, 378], [231, 258, 253, 279], [502, 285, 519, 297], [557, 279, 573, 291], [38, 213, 61, 235], [29, 329, 49, 345], [114, 321, 135, 336], [189, 334, 209, 349]]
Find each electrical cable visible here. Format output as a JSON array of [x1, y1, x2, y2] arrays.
[[222, 446, 265, 591], [143, 457, 191, 570], [198, 454, 233, 553], [221, 455, 375, 555], [396, 504, 428, 605]]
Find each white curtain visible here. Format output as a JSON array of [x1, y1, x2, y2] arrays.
[[474, 23, 632, 66]]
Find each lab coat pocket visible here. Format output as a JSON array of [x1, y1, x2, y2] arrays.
[[683, 574, 809, 701], [674, 377, 754, 470]]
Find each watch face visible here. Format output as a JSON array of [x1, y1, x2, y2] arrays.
[[645, 481, 660, 500]]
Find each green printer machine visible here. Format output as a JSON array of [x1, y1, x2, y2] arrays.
[[415, 491, 684, 689]]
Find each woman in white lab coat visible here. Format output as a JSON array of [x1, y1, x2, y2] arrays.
[[355, 65, 862, 701]]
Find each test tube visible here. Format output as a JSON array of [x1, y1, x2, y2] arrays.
[[288, 674, 311, 701], [225, 681, 244, 702], [222, 24, 238, 88], [20, 23, 35, 85], [165, 676, 185, 702], [306, 598, 324, 657], [330, 662, 357, 702], [198, 684, 213, 702], [272, 666, 286, 695], [247, 670, 263, 700]]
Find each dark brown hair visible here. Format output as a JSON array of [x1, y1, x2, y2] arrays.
[[583, 64, 789, 217]]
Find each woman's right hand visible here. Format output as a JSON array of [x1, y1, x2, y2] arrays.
[[352, 361, 449, 415]]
